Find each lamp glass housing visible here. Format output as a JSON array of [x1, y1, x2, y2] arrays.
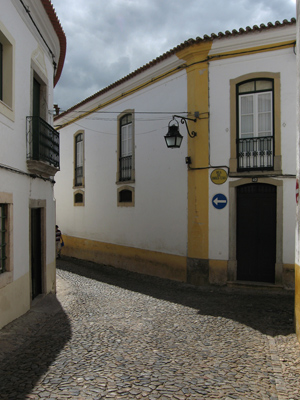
[[164, 124, 183, 148]]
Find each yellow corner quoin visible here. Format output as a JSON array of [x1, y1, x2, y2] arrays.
[[296, 263, 300, 340], [177, 42, 212, 261]]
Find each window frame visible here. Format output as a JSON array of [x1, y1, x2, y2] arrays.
[[117, 186, 135, 207], [74, 190, 85, 207], [229, 72, 281, 175], [74, 131, 84, 188], [117, 110, 135, 183], [238, 80, 274, 139], [0, 22, 15, 121]]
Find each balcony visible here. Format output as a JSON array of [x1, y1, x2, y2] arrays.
[[237, 136, 273, 171], [26, 116, 59, 178]]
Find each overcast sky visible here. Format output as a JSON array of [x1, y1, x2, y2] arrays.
[[50, 0, 296, 112]]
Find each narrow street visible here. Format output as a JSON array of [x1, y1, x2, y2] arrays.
[[0, 256, 299, 399]]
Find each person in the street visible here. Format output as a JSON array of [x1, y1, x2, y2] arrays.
[[56, 225, 63, 259]]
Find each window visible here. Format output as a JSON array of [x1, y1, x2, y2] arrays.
[[117, 186, 134, 207], [230, 73, 281, 174], [237, 79, 274, 170], [74, 132, 84, 187], [118, 112, 134, 182], [0, 204, 7, 274], [119, 189, 132, 203], [74, 190, 84, 206], [0, 23, 14, 120]]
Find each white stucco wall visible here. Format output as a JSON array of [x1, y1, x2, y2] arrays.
[[0, 0, 59, 328], [55, 70, 189, 256]]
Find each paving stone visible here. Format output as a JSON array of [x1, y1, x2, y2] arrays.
[[0, 256, 299, 399]]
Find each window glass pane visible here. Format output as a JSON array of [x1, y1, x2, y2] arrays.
[[241, 96, 253, 114], [241, 116, 254, 136], [240, 95, 254, 137], [119, 189, 132, 203], [256, 80, 272, 91], [258, 93, 272, 136], [121, 124, 132, 157], [121, 114, 132, 126], [75, 193, 83, 203], [258, 92, 271, 112], [76, 140, 83, 167], [239, 81, 255, 93]]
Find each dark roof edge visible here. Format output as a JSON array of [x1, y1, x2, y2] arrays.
[[55, 18, 295, 120], [40, 0, 67, 87]]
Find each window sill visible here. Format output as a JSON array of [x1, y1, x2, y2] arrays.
[[116, 179, 135, 185], [0, 100, 14, 121], [229, 169, 282, 178]]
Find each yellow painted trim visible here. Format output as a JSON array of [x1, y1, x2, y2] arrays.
[[209, 260, 228, 286], [295, 263, 300, 340], [177, 42, 212, 260], [62, 235, 187, 282], [0, 272, 30, 330], [45, 260, 56, 294], [209, 41, 295, 62]]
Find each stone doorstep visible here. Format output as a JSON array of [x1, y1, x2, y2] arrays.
[[227, 281, 286, 291]]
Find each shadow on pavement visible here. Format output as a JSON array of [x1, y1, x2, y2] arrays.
[[0, 294, 71, 400], [58, 256, 295, 338]]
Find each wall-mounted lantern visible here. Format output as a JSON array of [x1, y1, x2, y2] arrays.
[[164, 115, 197, 149]]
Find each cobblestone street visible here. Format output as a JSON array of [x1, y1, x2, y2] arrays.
[[0, 256, 300, 399]]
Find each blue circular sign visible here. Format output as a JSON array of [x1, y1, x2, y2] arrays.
[[212, 194, 227, 210]]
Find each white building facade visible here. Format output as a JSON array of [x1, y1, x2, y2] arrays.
[[0, 0, 66, 329], [55, 19, 296, 290]]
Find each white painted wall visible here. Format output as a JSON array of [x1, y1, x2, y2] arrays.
[[209, 47, 297, 263], [55, 70, 189, 256], [0, 1, 58, 295]]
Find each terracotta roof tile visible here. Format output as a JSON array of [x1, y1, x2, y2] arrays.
[[40, 0, 67, 86]]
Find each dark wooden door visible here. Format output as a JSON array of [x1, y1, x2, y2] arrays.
[[31, 208, 42, 299], [236, 183, 276, 283]]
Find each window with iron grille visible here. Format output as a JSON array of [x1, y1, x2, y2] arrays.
[[237, 79, 274, 170], [75, 132, 84, 186], [74, 190, 84, 206], [0, 204, 7, 274], [120, 114, 133, 181]]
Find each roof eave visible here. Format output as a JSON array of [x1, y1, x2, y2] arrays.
[[40, 0, 67, 87]]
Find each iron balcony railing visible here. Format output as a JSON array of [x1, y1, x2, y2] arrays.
[[26, 116, 59, 169], [237, 136, 273, 170], [120, 155, 132, 181]]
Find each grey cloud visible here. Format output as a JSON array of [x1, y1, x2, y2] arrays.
[[51, 0, 296, 110]]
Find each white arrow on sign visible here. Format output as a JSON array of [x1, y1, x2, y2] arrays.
[[213, 197, 227, 206]]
